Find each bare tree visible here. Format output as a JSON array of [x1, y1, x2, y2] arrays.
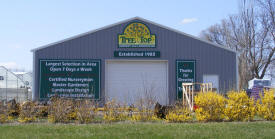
[[200, 0, 275, 89]]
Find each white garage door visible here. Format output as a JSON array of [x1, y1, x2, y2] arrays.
[[106, 60, 168, 105]]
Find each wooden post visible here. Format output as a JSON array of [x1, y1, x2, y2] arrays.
[[182, 83, 194, 111], [210, 83, 213, 92], [191, 84, 194, 111]]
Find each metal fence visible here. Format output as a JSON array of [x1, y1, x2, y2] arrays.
[[0, 88, 31, 103]]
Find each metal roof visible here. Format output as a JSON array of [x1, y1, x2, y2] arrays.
[[31, 16, 236, 53]]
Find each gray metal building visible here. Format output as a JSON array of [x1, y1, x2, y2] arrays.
[[31, 17, 237, 105]]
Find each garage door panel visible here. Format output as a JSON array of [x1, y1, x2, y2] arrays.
[[106, 61, 168, 105]]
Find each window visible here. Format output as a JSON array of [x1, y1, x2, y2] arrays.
[[203, 74, 219, 92], [0, 76, 4, 80]]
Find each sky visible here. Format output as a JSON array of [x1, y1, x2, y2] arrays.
[[0, 0, 240, 71]]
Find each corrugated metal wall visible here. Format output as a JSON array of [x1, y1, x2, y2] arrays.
[[33, 18, 237, 104]]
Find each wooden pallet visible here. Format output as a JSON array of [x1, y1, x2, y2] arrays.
[[182, 83, 213, 111]]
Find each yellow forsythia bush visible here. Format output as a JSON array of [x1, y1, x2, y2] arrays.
[[130, 96, 159, 122], [195, 92, 226, 122], [130, 108, 159, 122], [18, 101, 36, 123], [7, 99, 20, 118], [165, 106, 192, 122], [0, 102, 8, 123], [257, 89, 275, 120], [48, 98, 74, 123], [75, 100, 97, 124], [103, 100, 129, 122], [0, 114, 8, 123], [224, 91, 256, 121], [35, 105, 48, 118]]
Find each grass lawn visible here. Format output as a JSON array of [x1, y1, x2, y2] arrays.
[[0, 121, 275, 139]]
